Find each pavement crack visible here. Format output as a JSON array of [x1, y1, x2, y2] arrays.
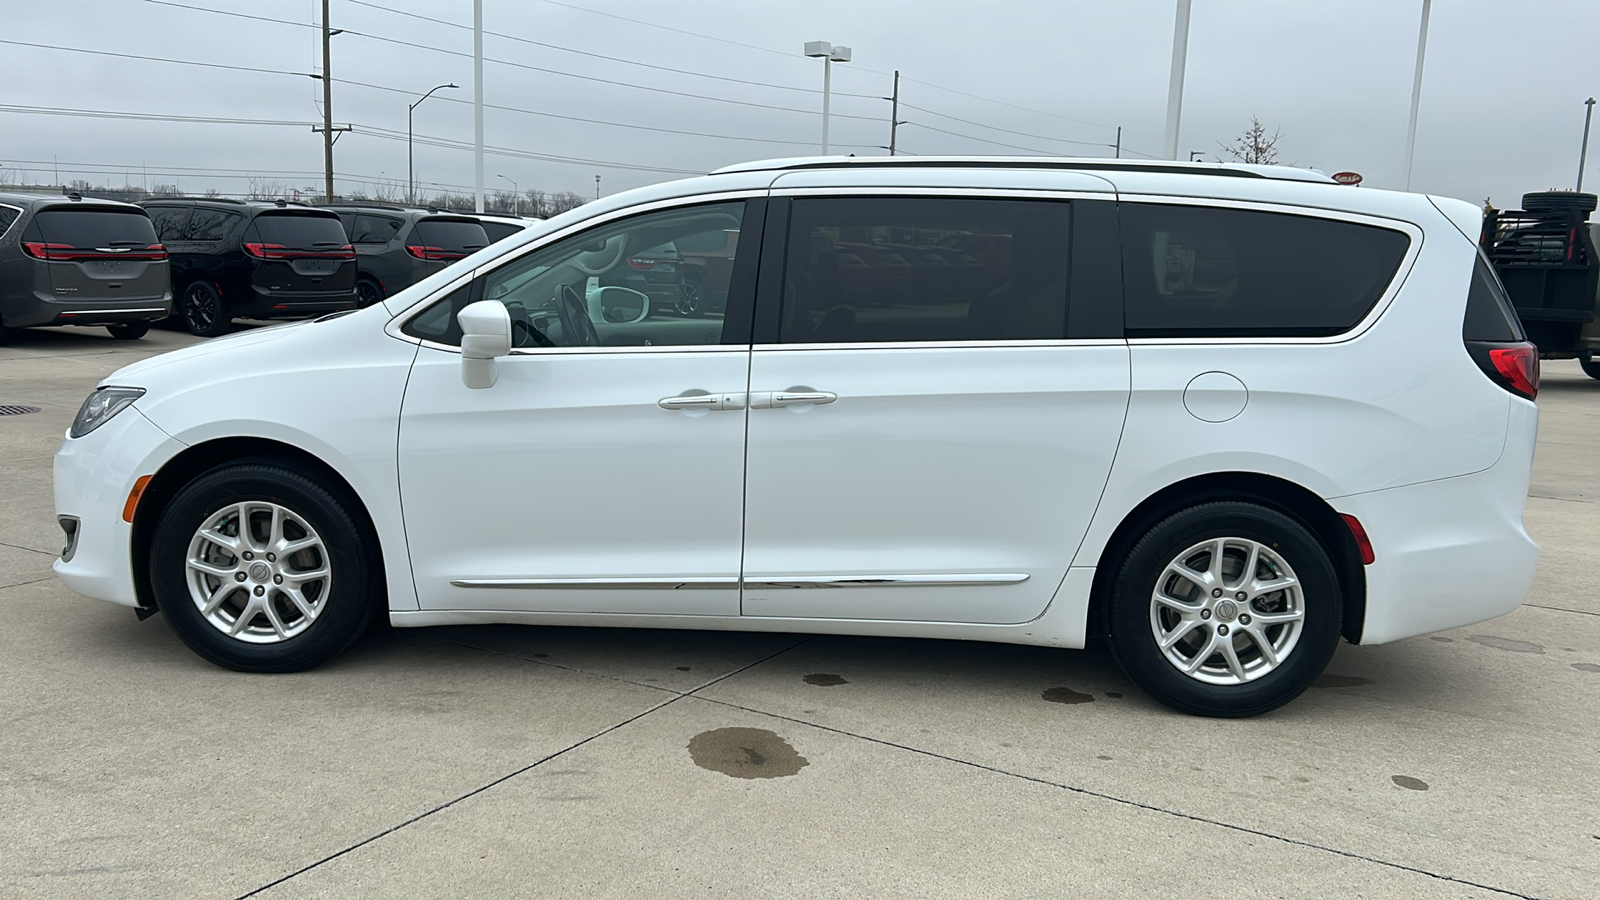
[[234, 635, 815, 899], [1523, 603, 1599, 618], [0, 539, 56, 557], [688, 695, 1543, 900], [0, 576, 56, 593]]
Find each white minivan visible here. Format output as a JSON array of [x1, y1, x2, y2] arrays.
[[53, 158, 1540, 716]]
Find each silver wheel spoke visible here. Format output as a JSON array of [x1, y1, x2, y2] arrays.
[[202, 582, 235, 615], [189, 559, 237, 579], [267, 505, 286, 551], [1251, 576, 1297, 597], [1150, 535, 1306, 686], [1160, 619, 1204, 651], [1251, 608, 1304, 626], [281, 586, 318, 621], [198, 525, 240, 553], [1237, 542, 1262, 591], [229, 599, 257, 635], [261, 600, 289, 639], [1218, 637, 1247, 681], [1154, 592, 1203, 613], [1242, 622, 1280, 667], [1165, 560, 1212, 591], [1205, 538, 1227, 583], [278, 536, 319, 557], [186, 500, 331, 645]]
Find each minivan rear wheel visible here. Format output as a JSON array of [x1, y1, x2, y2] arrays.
[[1107, 502, 1342, 718], [149, 461, 379, 672], [355, 278, 384, 308], [180, 282, 231, 337], [1580, 353, 1600, 381], [106, 323, 150, 341]]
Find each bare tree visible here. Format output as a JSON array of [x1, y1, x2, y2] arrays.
[[1219, 115, 1281, 165], [150, 183, 184, 198], [549, 191, 586, 214], [203, 188, 222, 199], [523, 188, 550, 217], [245, 179, 289, 200], [372, 181, 402, 204]]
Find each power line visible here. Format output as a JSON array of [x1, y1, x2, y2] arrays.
[[353, 122, 706, 175], [0, 38, 307, 79], [0, 103, 314, 127], [898, 102, 1114, 150], [900, 122, 1062, 155], [345, 0, 878, 99]]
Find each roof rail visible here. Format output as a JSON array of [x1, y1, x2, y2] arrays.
[[711, 156, 1335, 184]]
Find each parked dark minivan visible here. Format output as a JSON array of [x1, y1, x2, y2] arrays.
[[0, 192, 171, 342], [141, 199, 358, 336], [323, 205, 490, 307]]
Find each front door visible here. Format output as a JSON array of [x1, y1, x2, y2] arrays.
[[740, 194, 1130, 625], [397, 199, 760, 616]]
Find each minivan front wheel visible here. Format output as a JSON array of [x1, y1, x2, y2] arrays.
[[355, 278, 384, 308], [106, 323, 150, 341], [1107, 502, 1341, 717], [1580, 352, 1600, 381], [180, 282, 231, 337], [149, 462, 379, 672]]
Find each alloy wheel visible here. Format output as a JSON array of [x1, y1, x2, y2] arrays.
[[1148, 537, 1305, 685], [184, 500, 332, 644]]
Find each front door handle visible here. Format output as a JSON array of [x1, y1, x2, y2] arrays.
[[659, 392, 746, 411], [750, 390, 838, 409]]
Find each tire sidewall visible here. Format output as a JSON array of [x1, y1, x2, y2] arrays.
[[1108, 502, 1342, 717], [181, 282, 228, 337], [150, 463, 376, 672], [356, 279, 383, 308]]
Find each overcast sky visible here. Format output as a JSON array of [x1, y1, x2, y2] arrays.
[[3, 0, 1597, 209]]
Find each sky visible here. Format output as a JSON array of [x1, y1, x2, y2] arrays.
[[2, 0, 1597, 210]]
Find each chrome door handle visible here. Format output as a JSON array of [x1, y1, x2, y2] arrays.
[[749, 391, 837, 409], [659, 392, 746, 410]]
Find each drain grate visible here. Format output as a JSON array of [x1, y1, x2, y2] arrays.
[[0, 405, 41, 416]]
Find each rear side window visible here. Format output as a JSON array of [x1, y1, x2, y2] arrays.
[[1120, 204, 1411, 337], [25, 208, 158, 247], [187, 209, 242, 242], [1463, 253, 1525, 341], [145, 205, 190, 242], [352, 214, 403, 244], [411, 218, 489, 255], [0, 206, 19, 238], [479, 220, 525, 243], [252, 213, 349, 248], [780, 197, 1071, 344]]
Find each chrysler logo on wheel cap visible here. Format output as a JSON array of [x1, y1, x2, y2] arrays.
[[1214, 599, 1239, 622], [248, 562, 272, 583]]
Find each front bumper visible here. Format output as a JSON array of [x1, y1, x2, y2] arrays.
[[53, 408, 185, 608]]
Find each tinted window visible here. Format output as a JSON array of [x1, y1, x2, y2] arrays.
[[0, 206, 18, 238], [1463, 253, 1525, 342], [1121, 204, 1411, 337], [411, 218, 489, 254], [145, 205, 191, 242], [403, 202, 747, 348], [781, 197, 1071, 344], [28, 208, 157, 247], [352, 214, 403, 244], [187, 209, 241, 242], [252, 213, 348, 248], [479, 220, 525, 243]]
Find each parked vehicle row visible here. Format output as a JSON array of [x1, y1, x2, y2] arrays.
[[0, 192, 537, 341], [53, 156, 1541, 717]]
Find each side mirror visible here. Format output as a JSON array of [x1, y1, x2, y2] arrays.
[[458, 300, 511, 389], [587, 285, 650, 324]]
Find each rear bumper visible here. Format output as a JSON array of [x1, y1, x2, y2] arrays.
[[3, 292, 172, 328], [232, 286, 359, 320], [1336, 399, 1539, 644]]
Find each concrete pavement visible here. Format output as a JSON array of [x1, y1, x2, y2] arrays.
[[2, 326, 1595, 899]]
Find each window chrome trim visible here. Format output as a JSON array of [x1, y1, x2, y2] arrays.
[[1113, 194, 1425, 346], [746, 574, 1029, 589], [385, 189, 766, 350], [451, 577, 738, 590], [768, 186, 1111, 202], [754, 339, 1124, 352]]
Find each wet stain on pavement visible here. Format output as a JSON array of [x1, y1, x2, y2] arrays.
[[1312, 674, 1371, 688], [1468, 635, 1545, 654], [675, 666, 692, 671], [1096, 754, 1112, 760], [803, 673, 849, 687], [1042, 687, 1094, 705], [1429, 636, 1454, 643], [532, 653, 549, 658], [688, 728, 808, 779], [1573, 663, 1600, 673], [1392, 775, 1429, 791], [1105, 691, 1123, 698]]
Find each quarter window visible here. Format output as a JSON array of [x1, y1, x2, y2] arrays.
[[1120, 203, 1411, 338], [0, 206, 18, 238], [145, 205, 191, 242], [780, 197, 1072, 344], [351, 214, 403, 244], [186, 209, 241, 242]]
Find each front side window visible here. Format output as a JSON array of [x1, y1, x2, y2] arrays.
[[145, 205, 190, 242], [402, 201, 748, 349], [780, 197, 1072, 344], [1121, 203, 1411, 338]]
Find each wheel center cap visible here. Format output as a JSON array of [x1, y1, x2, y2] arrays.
[[248, 561, 272, 583], [1214, 599, 1239, 622]]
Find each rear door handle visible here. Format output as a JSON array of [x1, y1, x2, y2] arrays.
[[750, 390, 838, 409], [659, 392, 746, 410]]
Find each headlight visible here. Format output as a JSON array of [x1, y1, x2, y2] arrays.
[[70, 386, 145, 439]]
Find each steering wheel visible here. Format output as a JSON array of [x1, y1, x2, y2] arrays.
[[556, 283, 600, 347]]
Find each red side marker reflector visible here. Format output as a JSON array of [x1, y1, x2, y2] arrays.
[[122, 475, 153, 524], [1340, 514, 1375, 565]]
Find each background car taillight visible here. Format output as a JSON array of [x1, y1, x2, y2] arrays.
[[406, 245, 466, 261], [626, 257, 659, 270], [246, 243, 355, 260], [244, 242, 290, 260], [23, 241, 168, 261]]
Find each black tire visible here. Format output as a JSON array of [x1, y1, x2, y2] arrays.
[[674, 280, 704, 317], [180, 281, 232, 337], [355, 278, 384, 308], [0, 322, 13, 345], [1106, 501, 1342, 717], [1580, 353, 1600, 381], [1520, 191, 1598, 215], [106, 322, 150, 341], [149, 461, 381, 672]]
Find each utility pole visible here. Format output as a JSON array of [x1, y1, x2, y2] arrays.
[[1402, 0, 1432, 191], [321, 0, 334, 203], [473, 0, 485, 213], [1115, 126, 1122, 159], [888, 70, 902, 156], [1579, 97, 1596, 192], [1163, 0, 1192, 160], [595, 174, 601, 200]]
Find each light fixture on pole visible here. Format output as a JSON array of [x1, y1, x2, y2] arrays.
[[804, 41, 852, 155], [1162, 0, 1192, 161], [497, 174, 518, 215], [595, 174, 602, 200], [1190, 151, 1205, 162], [409, 83, 458, 206], [1578, 98, 1596, 192]]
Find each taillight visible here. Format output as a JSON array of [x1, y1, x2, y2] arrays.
[[118, 244, 168, 261], [245, 243, 352, 260], [626, 258, 658, 270], [22, 241, 72, 260], [23, 242, 166, 261], [1487, 344, 1539, 399], [406, 245, 465, 261], [244, 242, 289, 259]]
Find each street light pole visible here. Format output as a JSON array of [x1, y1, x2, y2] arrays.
[[1402, 0, 1433, 191], [473, 0, 485, 214], [1578, 98, 1596, 192], [1163, 0, 1192, 160], [497, 174, 517, 215], [409, 83, 458, 207], [321, 0, 334, 202], [595, 174, 601, 200], [805, 41, 852, 155]]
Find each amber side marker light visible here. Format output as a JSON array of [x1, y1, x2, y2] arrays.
[[122, 475, 153, 523]]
